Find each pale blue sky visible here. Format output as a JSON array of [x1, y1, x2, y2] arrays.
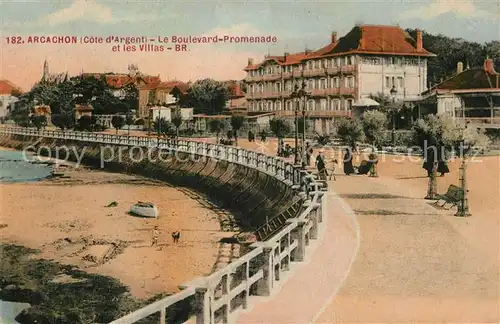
[[0, 0, 498, 90], [1, 0, 499, 55]]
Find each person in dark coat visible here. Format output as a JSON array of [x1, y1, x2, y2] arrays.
[[422, 146, 438, 177], [305, 142, 313, 166], [437, 147, 450, 176], [316, 150, 328, 180], [343, 148, 355, 175]]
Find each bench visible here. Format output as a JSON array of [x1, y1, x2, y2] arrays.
[[435, 184, 464, 209]]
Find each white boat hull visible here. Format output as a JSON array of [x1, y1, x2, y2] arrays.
[[130, 203, 159, 218]]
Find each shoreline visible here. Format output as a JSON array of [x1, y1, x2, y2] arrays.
[[0, 148, 241, 322]]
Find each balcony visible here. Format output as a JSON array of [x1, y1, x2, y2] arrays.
[[303, 69, 327, 77], [281, 72, 292, 79], [262, 74, 282, 81], [276, 109, 351, 118], [244, 75, 263, 83], [326, 65, 356, 75], [325, 87, 356, 96], [292, 71, 303, 78]]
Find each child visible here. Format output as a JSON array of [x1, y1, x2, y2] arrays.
[[151, 226, 159, 247]]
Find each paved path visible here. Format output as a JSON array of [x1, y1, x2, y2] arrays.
[[237, 192, 360, 323], [316, 174, 499, 323]]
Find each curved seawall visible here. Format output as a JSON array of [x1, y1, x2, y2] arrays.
[[0, 133, 300, 234]]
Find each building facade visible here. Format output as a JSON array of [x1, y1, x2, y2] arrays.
[[244, 25, 435, 134], [0, 80, 22, 118]]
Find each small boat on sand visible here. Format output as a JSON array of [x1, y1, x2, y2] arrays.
[[130, 202, 159, 218]]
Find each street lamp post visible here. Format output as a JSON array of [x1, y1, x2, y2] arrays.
[[456, 140, 472, 217], [290, 84, 301, 165], [390, 86, 397, 146]]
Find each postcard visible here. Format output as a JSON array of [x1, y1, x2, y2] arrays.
[[0, 1, 499, 323]]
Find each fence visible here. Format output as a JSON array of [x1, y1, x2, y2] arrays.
[[0, 126, 326, 324]]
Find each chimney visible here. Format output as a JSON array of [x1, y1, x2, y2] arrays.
[[305, 48, 312, 54], [456, 62, 463, 74], [416, 29, 423, 51], [484, 58, 496, 74], [248, 58, 254, 66], [331, 31, 337, 43]]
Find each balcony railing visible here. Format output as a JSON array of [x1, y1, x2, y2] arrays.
[[276, 110, 351, 118]]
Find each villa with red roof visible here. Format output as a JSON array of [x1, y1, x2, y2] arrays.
[[0, 80, 22, 118], [244, 24, 435, 134], [415, 58, 500, 129]]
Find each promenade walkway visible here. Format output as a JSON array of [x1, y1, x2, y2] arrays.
[[238, 163, 499, 323], [237, 191, 360, 323]]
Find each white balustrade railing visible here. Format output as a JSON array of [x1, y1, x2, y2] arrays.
[[0, 126, 326, 324]]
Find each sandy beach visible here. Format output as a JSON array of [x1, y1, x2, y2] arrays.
[[0, 162, 234, 299]]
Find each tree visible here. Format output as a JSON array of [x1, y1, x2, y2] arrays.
[[125, 113, 134, 136], [153, 117, 175, 136], [230, 115, 245, 146], [412, 114, 490, 156], [31, 115, 47, 130], [208, 119, 229, 144], [78, 115, 95, 132], [51, 113, 73, 131], [111, 115, 125, 134], [171, 108, 183, 138], [188, 79, 229, 115], [368, 92, 407, 128], [269, 117, 291, 155], [336, 117, 365, 148], [361, 110, 388, 148]]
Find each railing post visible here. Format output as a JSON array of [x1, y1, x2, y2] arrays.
[[160, 308, 166, 324], [309, 201, 319, 240], [195, 287, 210, 324], [287, 219, 307, 261], [253, 245, 273, 296]]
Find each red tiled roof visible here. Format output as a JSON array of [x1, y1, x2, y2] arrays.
[[423, 58, 500, 94], [154, 80, 190, 93], [0, 80, 22, 95], [244, 25, 435, 71], [83, 73, 161, 89], [223, 81, 246, 98]]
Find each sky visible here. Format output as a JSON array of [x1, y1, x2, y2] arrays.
[[0, 0, 499, 91]]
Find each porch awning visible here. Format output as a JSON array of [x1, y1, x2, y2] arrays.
[[353, 98, 380, 107]]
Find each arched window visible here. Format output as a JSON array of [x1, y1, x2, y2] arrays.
[[276, 101, 282, 110]]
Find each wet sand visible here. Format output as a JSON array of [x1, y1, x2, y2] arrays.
[[0, 164, 231, 299]]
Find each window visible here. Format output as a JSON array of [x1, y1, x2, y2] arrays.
[[269, 101, 274, 111], [320, 99, 327, 110], [308, 79, 314, 89], [331, 58, 336, 67], [346, 56, 353, 65], [307, 61, 312, 70], [347, 76, 355, 88], [321, 78, 327, 89], [323, 59, 328, 68], [334, 99, 340, 110], [385, 76, 390, 88], [286, 100, 292, 110], [307, 100, 315, 111], [337, 57, 341, 67], [346, 99, 353, 110], [276, 83, 281, 92], [392, 76, 396, 88], [398, 77, 404, 88], [259, 101, 263, 110], [276, 101, 282, 110], [334, 77, 340, 88], [276, 66, 281, 73]]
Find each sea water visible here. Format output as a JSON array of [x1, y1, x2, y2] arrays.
[[0, 149, 52, 183]]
